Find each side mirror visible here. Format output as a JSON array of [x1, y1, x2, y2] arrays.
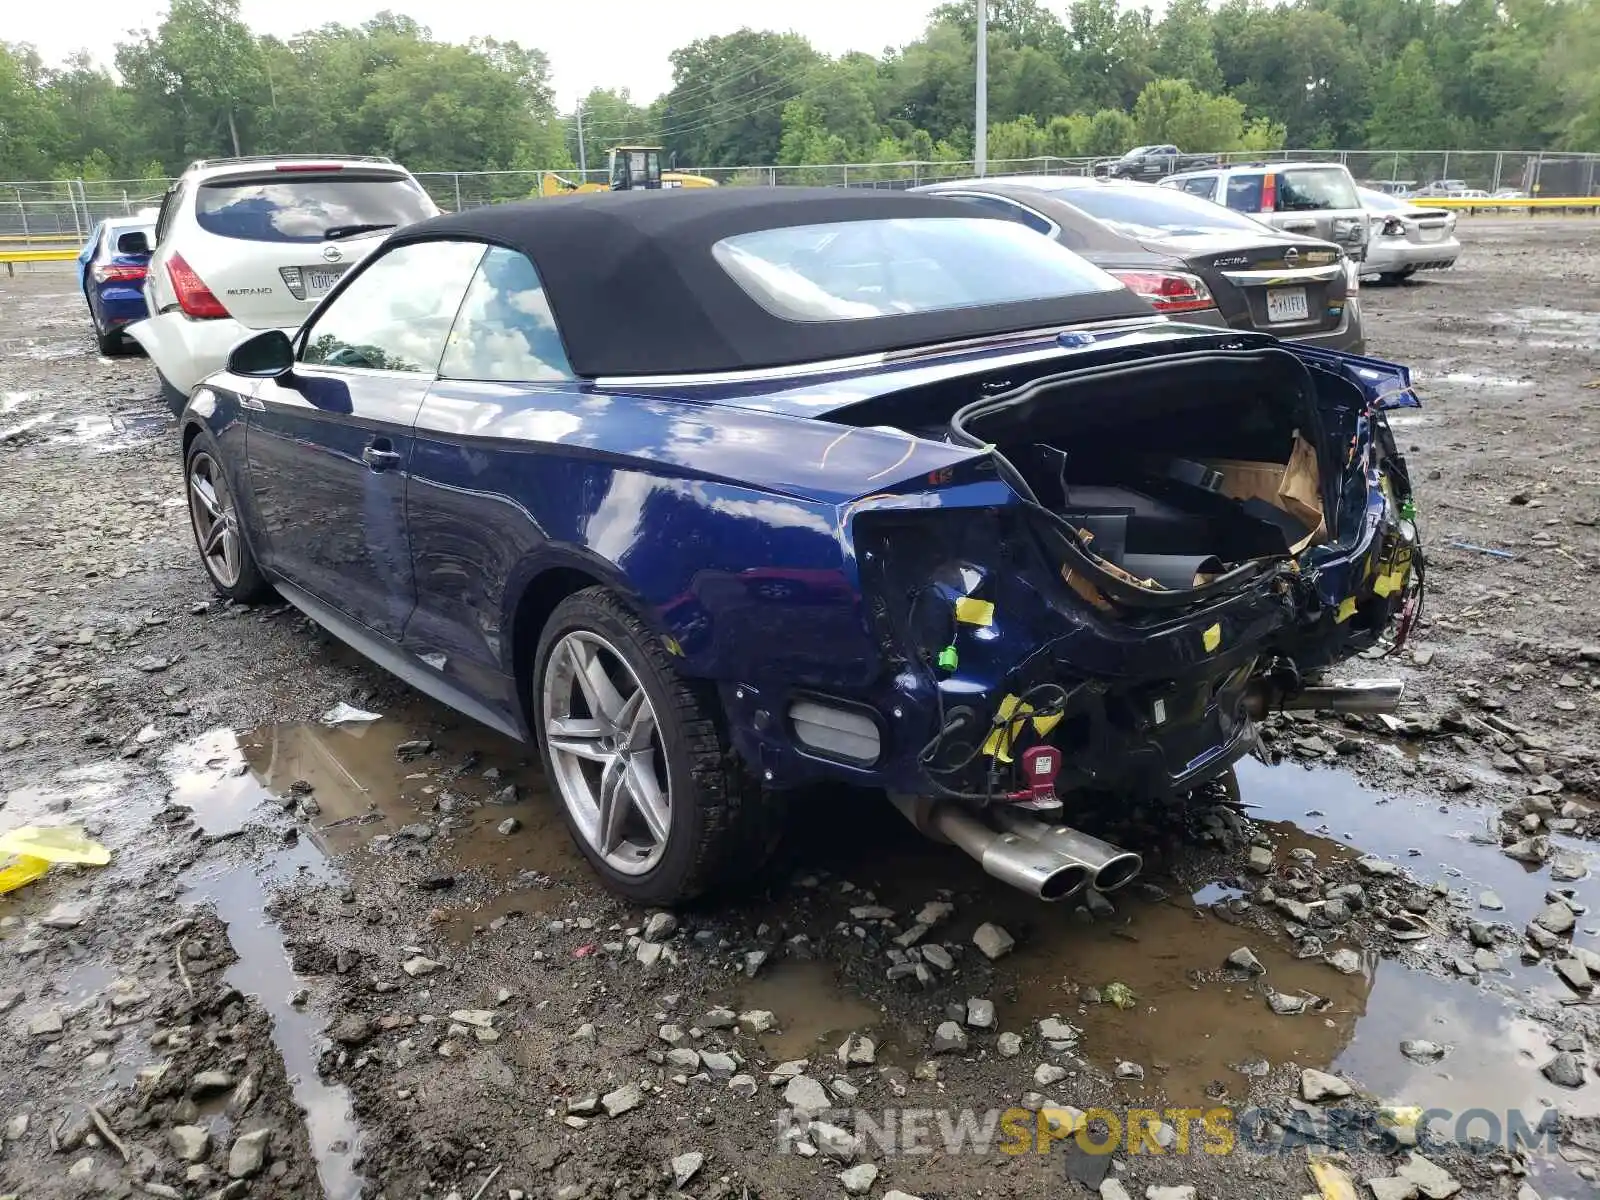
[[227, 329, 295, 379], [117, 231, 151, 255]]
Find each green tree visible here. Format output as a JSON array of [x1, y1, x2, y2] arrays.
[[1153, 0, 1223, 93], [1083, 108, 1138, 156], [1132, 78, 1255, 152], [1365, 40, 1450, 149], [658, 30, 818, 167], [116, 0, 266, 160], [0, 43, 59, 178]]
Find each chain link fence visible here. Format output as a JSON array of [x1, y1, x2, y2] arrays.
[[0, 180, 167, 242], [7, 150, 1599, 241]]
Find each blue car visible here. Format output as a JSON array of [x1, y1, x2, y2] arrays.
[[176, 188, 1425, 905], [77, 216, 155, 354]]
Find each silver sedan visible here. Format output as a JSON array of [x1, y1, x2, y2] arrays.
[[1359, 187, 1461, 283]]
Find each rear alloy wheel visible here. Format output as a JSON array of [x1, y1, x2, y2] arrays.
[[86, 293, 125, 357], [185, 436, 271, 603], [533, 587, 775, 904]]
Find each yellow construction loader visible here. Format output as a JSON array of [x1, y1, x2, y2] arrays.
[[539, 146, 718, 197]]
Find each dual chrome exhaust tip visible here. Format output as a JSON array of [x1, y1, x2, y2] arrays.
[[894, 796, 1143, 904]]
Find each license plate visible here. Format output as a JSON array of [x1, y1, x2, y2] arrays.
[[304, 267, 346, 296], [1266, 287, 1309, 323], [1419, 227, 1444, 242]]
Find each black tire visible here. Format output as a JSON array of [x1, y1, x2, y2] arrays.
[[86, 292, 126, 357], [532, 586, 777, 904], [184, 430, 273, 604], [158, 370, 188, 416]]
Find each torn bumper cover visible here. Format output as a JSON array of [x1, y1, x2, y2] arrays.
[[721, 343, 1425, 806]]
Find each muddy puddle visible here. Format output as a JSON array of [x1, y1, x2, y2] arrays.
[[736, 758, 1596, 1191], [147, 709, 599, 1195], [161, 730, 371, 1199], [736, 959, 898, 1064], [134, 705, 1600, 1194], [172, 712, 585, 886], [0, 382, 168, 450], [1412, 370, 1535, 390], [1488, 307, 1600, 349]]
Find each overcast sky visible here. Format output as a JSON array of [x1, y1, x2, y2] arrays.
[[11, 0, 947, 105]]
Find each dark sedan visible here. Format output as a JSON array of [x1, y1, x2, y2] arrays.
[[76, 216, 154, 355], [915, 175, 1363, 352], [177, 188, 1421, 906]]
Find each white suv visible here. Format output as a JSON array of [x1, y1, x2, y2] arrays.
[[1161, 161, 1370, 265], [131, 155, 440, 409]]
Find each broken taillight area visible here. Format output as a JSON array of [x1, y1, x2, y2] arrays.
[[849, 344, 1422, 803]]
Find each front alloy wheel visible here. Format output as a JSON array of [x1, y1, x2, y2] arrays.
[[542, 629, 672, 876]]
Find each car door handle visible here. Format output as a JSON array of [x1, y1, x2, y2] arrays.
[[362, 441, 402, 471]]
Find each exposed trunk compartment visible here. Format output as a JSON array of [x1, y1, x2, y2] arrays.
[[954, 347, 1346, 606], [837, 337, 1424, 832]]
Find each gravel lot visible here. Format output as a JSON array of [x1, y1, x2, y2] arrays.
[[2, 217, 1598, 1200]]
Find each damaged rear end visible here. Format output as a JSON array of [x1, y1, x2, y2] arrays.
[[830, 335, 1423, 898]]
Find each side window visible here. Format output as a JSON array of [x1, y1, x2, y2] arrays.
[[1181, 176, 1218, 202], [300, 240, 486, 374], [439, 246, 575, 382], [154, 183, 182, 246], [1224, 174, 1264, 212], [942, 194, 1054, 236]]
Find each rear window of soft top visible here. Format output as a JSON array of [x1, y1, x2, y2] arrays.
[[195, 172, 436, 243], [711, 217, 1124, 323]]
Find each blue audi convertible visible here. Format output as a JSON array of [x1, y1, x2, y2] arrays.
[[179, 188, 1425, 904]]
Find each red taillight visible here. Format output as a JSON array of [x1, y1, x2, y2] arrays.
[[275, 163, 344, 173], [166, 253, 228, 319], [1109, 270, 1217, 313], [1261, 172, 1277, 212], [92, 263, 147, 284]]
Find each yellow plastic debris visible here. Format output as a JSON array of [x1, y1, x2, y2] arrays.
[[953, 596, 995, 627], [0, 855, 51, 895], [1307, 1156, 1360, 1200], [0, 826, 111, 867], [1377, 1105, 1423, 1145], [1335, 596, 1358, 623], [1202, 623, 1222, 653], [1102, 981, 1137, 1009]]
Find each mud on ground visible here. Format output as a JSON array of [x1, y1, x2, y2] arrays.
[[1, 217, 1597, 1200]]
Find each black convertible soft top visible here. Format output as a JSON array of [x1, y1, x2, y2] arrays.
[[386, 187, 1154, 377]]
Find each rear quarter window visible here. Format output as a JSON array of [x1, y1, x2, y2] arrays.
[[1224, 174, 1265, 212], [195, 173, 436, 243], [1063, 185, 1273, 239], [1276, 168, 1360, 212], [938, 194, 1055, 236]]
